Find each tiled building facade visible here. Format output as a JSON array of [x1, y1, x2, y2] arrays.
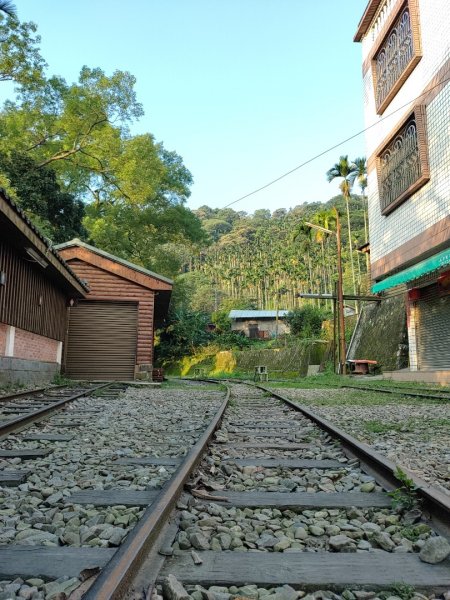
[[355, 0, 450, 374]]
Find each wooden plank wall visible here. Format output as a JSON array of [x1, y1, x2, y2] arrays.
[[67, 260, 155, 365], [0, 241, 67, 341]]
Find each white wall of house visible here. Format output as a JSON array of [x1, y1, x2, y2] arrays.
[[361, 0, 450, 266], [358, 0, 450, 373], [231, 319, 290, 337]]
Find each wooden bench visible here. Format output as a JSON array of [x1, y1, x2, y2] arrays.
[[347, 359, 378, 375]]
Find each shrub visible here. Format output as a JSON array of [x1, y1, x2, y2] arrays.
[[286, 306, 330, 338]]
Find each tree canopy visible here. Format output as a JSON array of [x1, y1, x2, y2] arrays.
[[0, 13, 204, 276]]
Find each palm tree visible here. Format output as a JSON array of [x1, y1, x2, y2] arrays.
[[326, 156, 357, 296], [292, 223, 315, 296], [350, 156, 368, 242], [0, 1, 16, 17]]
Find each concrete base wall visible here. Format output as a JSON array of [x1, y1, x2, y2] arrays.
[[383, 369, 450, 385], [0, 357, 59, 386]]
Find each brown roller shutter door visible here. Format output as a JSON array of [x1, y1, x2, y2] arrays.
[[66, 300, 138, 380], [416, 284, 450, 370]]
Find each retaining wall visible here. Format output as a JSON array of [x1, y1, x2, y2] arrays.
[[347, 295, 409, 371]]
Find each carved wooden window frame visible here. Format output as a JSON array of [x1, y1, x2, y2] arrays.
[[370, 0, 422, 115], [376, 104, 430, 216]]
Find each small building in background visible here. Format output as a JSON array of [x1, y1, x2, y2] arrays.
[[355, 0, 450, 380], [0, 191, 88, 384], [56, 239, 172, 381], [229, 310, 290, 339]]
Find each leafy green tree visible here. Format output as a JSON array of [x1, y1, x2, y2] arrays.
[[0, 67, 143, 197], [202, 218, 232, 242], [0, 14, 45, 86], [211, 309, 232, 333], [84, 200, 206, 277], [286, 306, 329, 338], [0, 151, 85, 241], [156, 309, 211, 364], [326, 156, 357, 294]]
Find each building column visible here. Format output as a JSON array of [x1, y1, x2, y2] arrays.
[[56, 341, 63, 365], [5, 325, 15, 357], [406, 295, 418, 371]]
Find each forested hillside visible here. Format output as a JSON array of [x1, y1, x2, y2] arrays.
[[177, 194, 369, 315]]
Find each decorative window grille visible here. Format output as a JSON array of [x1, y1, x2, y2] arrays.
[[370, 0, 395, 41], [371, 1, 422, 114], [377, 106, 430, 215]]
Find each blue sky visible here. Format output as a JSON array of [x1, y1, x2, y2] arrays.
[[4, 1, 368, 213]]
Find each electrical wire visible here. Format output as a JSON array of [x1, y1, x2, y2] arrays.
[[222, 75, 450, 209]]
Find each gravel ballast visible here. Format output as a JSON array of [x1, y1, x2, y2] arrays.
[[0, 382, 224, 599], [271, 388, 450, 496]]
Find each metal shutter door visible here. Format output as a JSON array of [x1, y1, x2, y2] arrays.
[[66, 301, 138, 380], [416, 284, 450, 370]]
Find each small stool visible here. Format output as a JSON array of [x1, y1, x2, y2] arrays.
[[193, 368, 205, 379], [254, 365, 268, 382]]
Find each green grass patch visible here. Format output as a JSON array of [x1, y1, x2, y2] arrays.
[[0, 382, 26, 395], [363, 417, 450, 434], [52, 373, 75, 386], [162, 379, 225, 392], [380, 584, 416, 600], [265, 373, 449, 406]]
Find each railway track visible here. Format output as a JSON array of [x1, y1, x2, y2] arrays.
[[0, 380, 226, 599], [288, 380, 450, 401], [341, 384, 450, 401], [0, 379, 449, 599], [0, 382, 115, 439]]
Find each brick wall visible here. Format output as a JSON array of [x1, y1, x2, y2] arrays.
[[0, 322, 7, 355], [11, 327, 60, 362]]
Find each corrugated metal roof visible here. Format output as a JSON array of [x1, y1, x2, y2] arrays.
[[55, 238, 173, 285], [229, 310, 289, 319]]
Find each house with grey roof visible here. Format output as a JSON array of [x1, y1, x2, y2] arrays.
[[228, 310, 290, 339]]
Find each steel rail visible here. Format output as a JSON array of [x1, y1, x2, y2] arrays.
[[341, 384, 450, 401], [0, 382, 112, 439], [0, 384, 68, 403], [267, 379, 450, 399], [255, 382, 450, 537], [83, 385, 230, 600]]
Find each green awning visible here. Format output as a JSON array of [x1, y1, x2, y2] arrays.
[[372, 247, 450, 293]]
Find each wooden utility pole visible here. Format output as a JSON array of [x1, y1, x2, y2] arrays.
[[333, 281, 337, 374], [303, 211, 347, 375], [334, 208, 347, 375]]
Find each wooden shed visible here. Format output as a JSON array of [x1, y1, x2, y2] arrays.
[[56, 239, 172, 381], [0, 191, 87, 384]]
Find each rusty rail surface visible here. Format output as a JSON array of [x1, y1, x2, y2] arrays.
[[0, 384, 68, 403], [80, 378, 450, 598]]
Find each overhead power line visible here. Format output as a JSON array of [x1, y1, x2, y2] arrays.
[[222, 76, 450, 209]]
